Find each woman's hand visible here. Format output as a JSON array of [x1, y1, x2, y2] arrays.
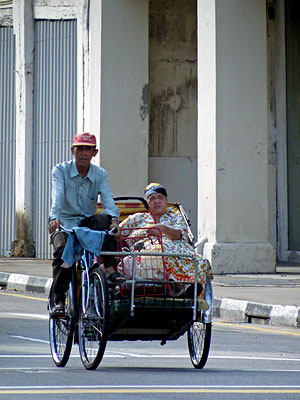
[[147, 224, 181, 240], [146, 224, 164, 237]]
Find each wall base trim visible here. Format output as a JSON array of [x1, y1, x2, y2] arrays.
[[203, 242, 276, 274]]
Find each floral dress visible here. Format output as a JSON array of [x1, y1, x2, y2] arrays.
[[119, 210, 212, 287]]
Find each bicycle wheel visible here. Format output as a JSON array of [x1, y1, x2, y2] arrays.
[[187, 321, 212, 369], [48, 283, 75, 367], [78, 266, 110, 370]]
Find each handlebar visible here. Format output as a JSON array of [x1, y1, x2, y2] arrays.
[[55, 224, 118, 236], [108, 227, 118, 235]]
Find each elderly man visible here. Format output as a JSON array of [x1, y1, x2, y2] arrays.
[[49, 132, 122, 316]]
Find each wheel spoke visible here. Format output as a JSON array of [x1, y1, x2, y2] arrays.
[[188, 321, 211, 369], [78, 267, 109, 370], [49, 284, 74, 367]]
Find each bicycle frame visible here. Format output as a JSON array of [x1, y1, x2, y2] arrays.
[[55, 226, 98, 317], [80, 249, 95, 316]]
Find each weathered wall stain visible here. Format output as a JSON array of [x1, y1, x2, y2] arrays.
[[149, 0, 197, 157], [139, 83, 148, 121]]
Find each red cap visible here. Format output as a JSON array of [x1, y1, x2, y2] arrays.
[[72, 132, 96, 147]]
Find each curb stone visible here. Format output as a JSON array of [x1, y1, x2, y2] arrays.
[[0, 272, 52, 295], [214, 297, 300, 329], [0, 272, 9, 287]]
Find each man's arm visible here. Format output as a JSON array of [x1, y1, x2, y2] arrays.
[[49, 166, 65, 233]]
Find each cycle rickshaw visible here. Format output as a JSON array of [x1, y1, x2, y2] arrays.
[[48, 197, 213, 370]]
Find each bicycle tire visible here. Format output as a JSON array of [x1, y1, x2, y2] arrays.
[[187, 321, 212, 369], [78, 266, 110, 370], [48, 283, 75, 367]]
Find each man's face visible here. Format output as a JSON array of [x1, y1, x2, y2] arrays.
[[71, 145, 98, 169]]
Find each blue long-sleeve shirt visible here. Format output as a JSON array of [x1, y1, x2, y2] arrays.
[[49, 160, 120, 228]]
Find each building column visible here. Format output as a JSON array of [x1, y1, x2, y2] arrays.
[[98, 0, 149, 195], [13, 0, 34, 215], [88, 0, 101, 144], [197, 0, 276, 273], [13, 0, 35, 254]]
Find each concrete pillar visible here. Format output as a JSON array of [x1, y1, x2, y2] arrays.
[[99, 0, 149, 195], [197, 0, 276, 273], [13, 0, 34, 218], [88, 0, 101, 146]]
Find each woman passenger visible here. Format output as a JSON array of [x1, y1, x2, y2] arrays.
[[119, 183, 213, 294]]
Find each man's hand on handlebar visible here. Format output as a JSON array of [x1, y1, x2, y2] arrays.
[[49, 218, 63, 234], [109, 218, 120, 236]]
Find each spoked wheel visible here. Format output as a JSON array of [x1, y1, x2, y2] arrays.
[[48, 284, 75, 367], [78, 267, 110, 370], [187, 321, 212, 369]]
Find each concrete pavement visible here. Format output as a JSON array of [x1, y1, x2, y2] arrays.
[[0, 256, 299, 329]]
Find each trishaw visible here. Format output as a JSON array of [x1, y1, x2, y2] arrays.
[[48, 197, 213, 370]]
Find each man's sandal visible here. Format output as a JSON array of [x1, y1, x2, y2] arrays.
[[107, 271, 126, 283], [50, 304, 65, 318]]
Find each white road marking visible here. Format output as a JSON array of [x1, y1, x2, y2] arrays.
[[0, 352, 299, 362], [0, 384, 300, 389], [10, 335, 49, 344], [2, 312, 48, 320]]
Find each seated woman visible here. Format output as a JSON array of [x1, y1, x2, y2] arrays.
[[119, 183, 213, 295]]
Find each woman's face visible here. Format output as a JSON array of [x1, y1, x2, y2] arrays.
[[147, 193, 167, 217]]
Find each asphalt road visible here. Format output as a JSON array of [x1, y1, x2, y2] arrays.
[[0, 289, 299, 400]]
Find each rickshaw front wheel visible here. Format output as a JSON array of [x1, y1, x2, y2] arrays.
[[187, 321, 211, 369]]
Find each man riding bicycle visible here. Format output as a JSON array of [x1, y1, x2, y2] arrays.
[[48, 132, 123, 317]]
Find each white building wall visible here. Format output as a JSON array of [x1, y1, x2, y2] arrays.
[[99, 0, 149, 196], [7, 0, 280, 266], [11, 0, 148, 257], [33, 0, 87, 133], [197, 0, 276, 273], [148, 0, 198, 236], [0, 5, 13, 26], [14, 0, 85, 223]]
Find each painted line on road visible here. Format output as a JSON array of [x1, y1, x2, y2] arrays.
[[11, 335, 49, 344], [0, 367, 58, 370], [0, 385, 300, 395], [214, 321, 300, 336], [0, 353, 300, 363], [106, 350, 300, 362], [0, 292, 47, 302], [3, 367, 300, 372], [0, 355, 73, 358], [4, 313, 48, 320], [1, 385, 300, 389]]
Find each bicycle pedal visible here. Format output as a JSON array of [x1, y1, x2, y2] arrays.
[[52, 314, 68, 320]]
